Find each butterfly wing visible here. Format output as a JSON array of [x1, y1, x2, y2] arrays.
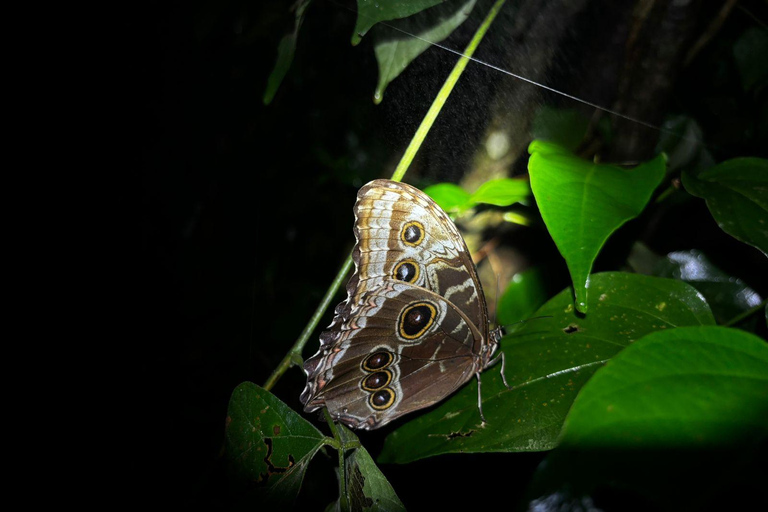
[[302, 282, 484, 429], [351, 179, 489, 332], [301, 179, 494, 429]]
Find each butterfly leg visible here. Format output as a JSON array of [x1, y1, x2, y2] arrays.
[[475, 372, 487, 425], [486, 351, 512, 390]]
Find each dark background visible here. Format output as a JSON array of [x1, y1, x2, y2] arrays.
[[118, 0, 766, 509]]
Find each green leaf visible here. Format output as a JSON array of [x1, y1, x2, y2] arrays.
[[353, 0, 444, 45], [225, 382, 327, 506], [333, 425, 405, 512], [682, 157, 768, 256], [377, 272, 715, 464], [526, 326, 768, 510], [531, 107, 591, 151], [423, 178, 531, 212], [496, 267, 548, 326], [352, 0, 445, 45], [628, 244, 764, 325], [469, 178, 531, 207], [561, 325, 768, 447], [654, 115, 714, 174], [263, 0, 311, 105], [423, 182, 471, 212], [372, 0, 478, 102], [528, 140, 666, 313]]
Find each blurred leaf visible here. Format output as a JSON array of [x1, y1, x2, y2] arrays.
[[682, 157, 768, 256], [378, 273, 714, 464], [353, 0, 444, 45], [526, 326, 768, 510], [531, 107, 591, 151], [469, 178, 531, 207], [424, 178, 531, 212], [423, 182, 471, 212], [528, 140, 666, 313], [628, 244, 763, 325], [331, 425, 405, 511], [263, 0, 312, 105], [372, 0, 478, 102], [226, 382, 327, 506], [496, 267, 547, 326], [733, 26, 768, 92], [654, 115, 714, 174]]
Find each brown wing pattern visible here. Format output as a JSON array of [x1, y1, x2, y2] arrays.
[[301, 180, 495, 429]]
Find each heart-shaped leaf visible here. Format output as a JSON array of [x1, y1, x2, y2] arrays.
[[372, 0, 478, 102], [525, 326, 768, 510], [528, 140, 666, 313], [225, 382, 327, 506], [682, 157, 768, 256], [377, 272, 715, 464]]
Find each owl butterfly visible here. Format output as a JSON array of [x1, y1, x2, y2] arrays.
[[300, 179, 506, 430]]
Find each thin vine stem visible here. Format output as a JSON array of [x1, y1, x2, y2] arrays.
[[263, 0, 508, 391], [391, 0, 507, 182], [263, 256, 353, 391], [723, 297, 768, 327]]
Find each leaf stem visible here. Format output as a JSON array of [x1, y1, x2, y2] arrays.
[[324, 409, 350, 512], [263, 0, 507, 390]]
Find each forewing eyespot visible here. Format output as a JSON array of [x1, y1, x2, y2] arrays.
[[393, 260, 420, 283], [401, 221, 425, 246]]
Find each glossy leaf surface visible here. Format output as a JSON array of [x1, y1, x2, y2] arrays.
[[528, 140, 666, 312], [378, 273, 714, 464], [526, 326, 768, 510], [682, 157, 768, 256]]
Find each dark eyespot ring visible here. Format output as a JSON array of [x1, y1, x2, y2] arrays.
[[398, 301, 437, 340], [361, 370, 392, 391], [362, 351, 393, 372], [369, 388, 396, 410], [393, 260, 420, 283], [401, 221, 425, 246]]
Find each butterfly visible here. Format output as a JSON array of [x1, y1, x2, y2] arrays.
[[300, 179, 506, 430]]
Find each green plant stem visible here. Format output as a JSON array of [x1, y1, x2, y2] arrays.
[[263, 256, 353, 391], [391, 0, 508, 182], [324, 409, 350, 512], [655, 183, 678, 203], [723, 298, 768, 327], [263, 0, 507, 390]]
